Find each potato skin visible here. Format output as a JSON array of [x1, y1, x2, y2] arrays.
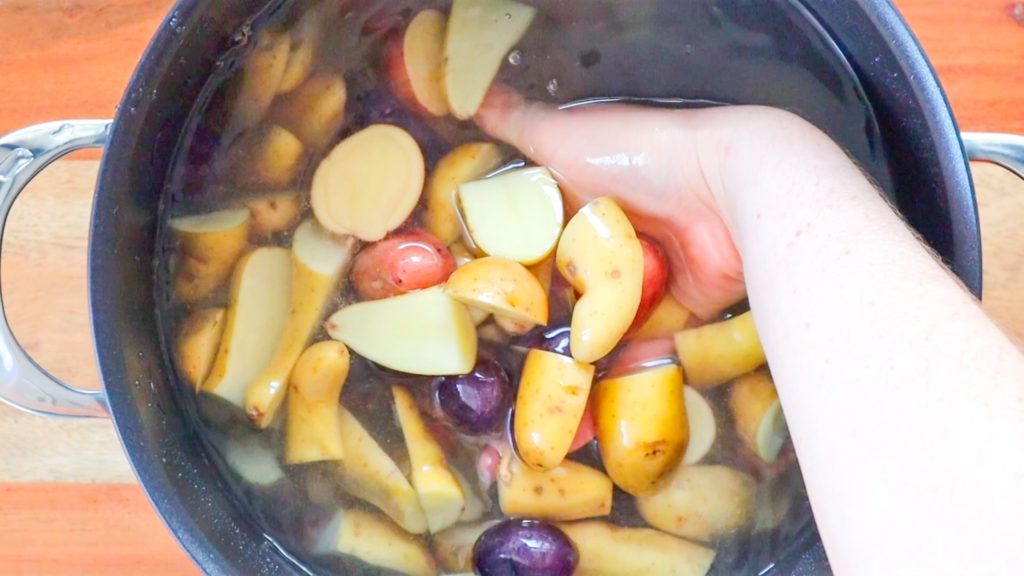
[[627, 233, 671, 334], [353, 229, 455, 300], [498, 455, 613, 521], [636, 464, 756, 542], [285, 341, 349, 464], [424, 142, 504, 245], [675, 310, 766, 388], [171, 209, 251, 304], [175, 308, 226, 390], [558, 521, 716, 576], [246, 192, 303, 236]]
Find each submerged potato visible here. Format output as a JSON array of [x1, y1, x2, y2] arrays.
[[246, 192, 303, 236], [498, 453, 613, 521], [315, 509, 437, 576], [636, 464, 756, 542], [675, 311, 766, 388], [170, 208, 251, 304], [559, 521, 716, 576], [228, 29, 291, 132], [175, 308, 226, 390], [269, 74, 347, 150], [729, 371, 788, 463], [284, 341, 349, 464], [424, 142, 504, 244]]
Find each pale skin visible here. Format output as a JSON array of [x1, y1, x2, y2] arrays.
[[475, 87, 1024, 574]]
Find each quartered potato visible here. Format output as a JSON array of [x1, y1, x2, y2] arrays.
[[675, 310, 766, 388], [284, 341, 349, 464], [175, 307, 226, 390], [424, 142, 504, 244], [729, 371, 788, 463], [245, 192, 303, 237], [559, 521, 716, 576], [444, 256, 549, 327], [170, 208, 251, 304], [269, 74, 347, 150], [315, 509, 437, 576], [228, 29, 291, 132], [498, 453, 613, 521], [682, 386, 717, 465], [636, 464, 756, 542], [383, 9, 450, 116]]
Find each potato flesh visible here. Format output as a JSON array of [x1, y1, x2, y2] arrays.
[[170, 208, 251, 304], [682, 386, 717, 465], [444, 256, 549, 325], [630, 294, 693, 340], [175, 308, 226, 391], [425, 142, 504, 245], [269, 74, 347, 150], [675, 310, 766, 388], [228, 30, 290, 132], [315, 509, 437, 576], [284, 341, 349, 464], [558, 521, 716, 576], [244, 124, 306, 187], [404, 9, 450, 116], [498, 454, 613, 521], [729, 371, 788, 462], [636, 464, 756, 542]]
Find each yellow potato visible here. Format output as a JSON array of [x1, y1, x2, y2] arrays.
[[250, 124, 306, 187], [170, 208, 251, 304], [444, 256, 548, 326], [556, 197, 644, 363], [493, 314, 534, 335], [175, 308, 226, 391], [449, 243, 490, 325], [636, 464, 756, 542], [245, 192, 303, 236], [514, 349, 595, 470], [729, 371, 788, 463], [285, 341, 349, 464], [630, 294, 693, 340], [593, 364, 688, 495], [228, 29, 291, 132], [424, 142, 503, 245], [269, 74, 347, 150], [276, 0, 332, 94], [675, 311, 766, 388], [498, 453, 613, 521], [558, 521, 716, 576], [432, 520, 499, 573], [315, 509, 437, 576]]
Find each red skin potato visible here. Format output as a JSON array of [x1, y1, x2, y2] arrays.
[[627, 233, 671, 334], [352, 228, 456, 300]]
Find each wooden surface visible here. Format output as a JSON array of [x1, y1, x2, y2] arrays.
[[0, 0, 1022, 573]]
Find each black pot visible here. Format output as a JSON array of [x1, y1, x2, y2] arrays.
[[0, 0, 1022, 574]]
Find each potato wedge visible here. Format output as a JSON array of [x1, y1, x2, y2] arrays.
[[559, 521, 715, 576], [444, 256, 548, 326], [630, 294, 692, 340], [424, 142, 503, 244], [269, 74, 347, 150], [384, 9, 450, 116], [675, 311, 766, 388], [593, 364, 688, 495], [228, 29, 290, 132], [514, 349, 595, 470], [285, 341, 349, 464], [682, 386, 716, 465], [556, 197, 644, 363], [233, 124, 306, 188], [729, 371, 788, 463], [498, 454, 613, 521], [432, 520, 499, 574], [176, 308, 226, 391], [315, 509, 437, 576], [170, 208, 251, 304], [636, 464, 756, 542], [246, 192, 303, 236]]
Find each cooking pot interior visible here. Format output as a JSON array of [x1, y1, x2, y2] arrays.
[[90, 0, 978, 574]]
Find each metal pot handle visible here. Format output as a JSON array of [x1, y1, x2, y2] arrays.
[[0, 120, 112, 418], [962, 132, 1024, 180]]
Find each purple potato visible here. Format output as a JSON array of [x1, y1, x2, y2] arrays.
[[435, 357, 513, 434], [473, 519, 579, 576]]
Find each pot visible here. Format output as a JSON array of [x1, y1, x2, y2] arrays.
[[0, 0, 1022, 574]]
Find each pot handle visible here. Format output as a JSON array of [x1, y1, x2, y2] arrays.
[[961, 132, 1024, 180], [0, 120, 112, 418]]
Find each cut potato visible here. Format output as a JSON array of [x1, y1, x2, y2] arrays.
[[636, 464, 756, 542], [458, 167, 564, 265], [729, 371, 788, 463], [425, 143, 504, 245], [223, 433, 285, 487], [245, 220, 357, 428], [276, 3, 329, 94], [268, 74, 347, 150], [246, 192, 303, 236], [444, 0, 537, 119], [352, 229, 456, 301], [285, 341, 349, 464], [315, 509, 437, 576], [630, 294, 693, 340], [675, 311, 766, 388], [228, 29, 291, 132], [498, 453, 613, 521], [493, 314, 534, 335], [444, 256, 548, 326], [238, 124, 306, 187], [337, 407, 429, 534], [432, 520, 499, 574], [326, 286, 478, 376], [557, 197, 644, 363], [627, 234, 671, 334], [559, 521, 716, 576], [393, 386, 465, 533], [593, 364, 688, 496], [682, 386, 716, 465], [449, 243, 490, 325], [384, 9, 450, 116], [311, 124, 424, 241], [202, 247, 292, 407], [453, 468, 486, 522], [170, 208, 251, 304], [175, 308, 226, 391], [514, 349, 595, 470]]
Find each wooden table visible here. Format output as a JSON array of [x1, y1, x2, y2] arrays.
[[0, 0, 1021, 573]]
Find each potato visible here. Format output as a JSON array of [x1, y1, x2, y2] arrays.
[[353, 229, 456, 300], [493, 314, 534, 335], [556, 197, 644, 363], [627, 234, 671, 334], [245, 192, 303, 236], [682, 386, 716, 465], [636, 464, 756, 542], [276, 2, 330, 94], [432, 520, 498, 573], [170, 208, 251, 304], [268, 74, 347, 150], [393, 386, 465, 533], [222, 433, 285, 487], [498, 453, 613, 521], [383, 9, 450, 116], [558, 521, 716, 576], [514, 349, 595, 470], [315, 509, 437, 576], [449, 243, 490, 325], [674, 311, 766, 388], [337, 407, 428, 534], [453, 468, 486, 522], [233, 124, 306, 188], [228, 29, 291, 132], [445, 256, 548, 326], [285, 341, 349, 464], [245, 220, 357, 428], [424, 142, 504, 245], [729, 371, 788, 463], [202, 247, 292, 407], [593, 364, 688, 495], [175, 308, 226, 390], [630, 294, 692, 340]]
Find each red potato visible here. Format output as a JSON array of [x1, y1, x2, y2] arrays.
[[569, 400, 596, 452], [383, 10, 450, 117], [353, 229, 456, 300], [627, 233, 670, 334], [605, 338, 677, 379]]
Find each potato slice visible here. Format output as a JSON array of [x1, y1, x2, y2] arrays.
[[228, 29, 290, 132], [246, 192, 303, 236], [315, 509, 437, 576], [311, 124, 424, 241], [268, 74, 347, 150], [458, 167, 565, 265], [424, 143, 504, 245], [170, 208, 251, 304], [498, 453, 613, 521], [384, 9, 450, 116], [393, 386, 465, 533], [444, 0, 536, 119], [326, 286, 478, 376], [729, 371, 788, 463], [245, 220, 357, 428], [444, 256, 548, 326], [514, 349, 595, 470], [630, 294, 693, 340], [432, 520, 499, 573], [285, 341, 349, 464], [636, 464, 756, 542], [556, 197, 644, 363], [202, 247, 292, 407], [176, 308, 226, 391], [559, 521, 715, 576], [682, 386, 716, 465], [593, 364, 688, 495], [337, 407, 428, 534], [675, 311, 766, 388]]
